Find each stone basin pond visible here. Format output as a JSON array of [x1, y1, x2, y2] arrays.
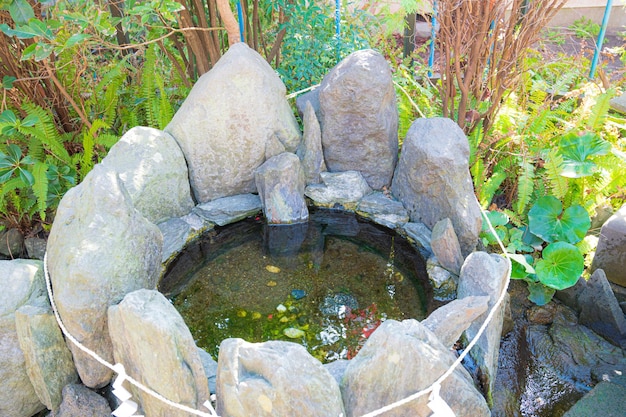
[[160, 208, 438, 364], [158, 207, 621, 417]]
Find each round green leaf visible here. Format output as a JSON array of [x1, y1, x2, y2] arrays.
[[558, 132, 611, 178], [526, 281, 556, 306], [528, 196, 590, 244], [2, 75, 16, 90], [535, 242, 584, 290]]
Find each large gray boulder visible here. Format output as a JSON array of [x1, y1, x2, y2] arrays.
[[165, 42, 301, 203], [102, 126, 195, 224], [46, 164, 163, 388], [255, 152, 309, 224], [392, 117, 482, 256], [15, 304, 78, 411], [108, 289, 210, 417], [592, 204, 626, 287], [318, 49, 398, 190], [0, 260, 46, 417], [216, 339, 345, 417], [457, 251, 509, 403], [341, 319, 490, 417]]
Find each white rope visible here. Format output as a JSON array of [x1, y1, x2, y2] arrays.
[[43, 205, 510, 417], [286, 83, 320, 99], [358, 207, 512, 417], [43, 252, 219, 417]]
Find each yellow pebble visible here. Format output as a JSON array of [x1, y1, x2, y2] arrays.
[[236, 310, 247, 318], [252, 312, 262, 320], [266, 280, 277, 287], [258, 394, 272, 413], [265, 265, 281, 273]]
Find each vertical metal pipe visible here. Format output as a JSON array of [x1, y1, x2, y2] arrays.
[[236, 1, 245, 43], [589, 0, 613, 79], [428, 0, 438, 77], [335, 0, 341, 61]]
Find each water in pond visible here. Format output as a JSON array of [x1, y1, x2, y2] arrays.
[[160, 208, 434, 363]]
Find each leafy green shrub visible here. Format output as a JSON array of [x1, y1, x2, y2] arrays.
[[570, 17, 601, 39], [264, 0, 372, 92], [482, 195, 591, 305]]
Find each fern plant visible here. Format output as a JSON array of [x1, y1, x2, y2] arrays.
[[0, 105, 77, 228]]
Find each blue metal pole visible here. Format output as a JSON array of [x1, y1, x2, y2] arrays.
[[428, 0, 438, 77], [236, 1, 245, 43], [589, 0, 613, 79], [335, 0, 341, 61]]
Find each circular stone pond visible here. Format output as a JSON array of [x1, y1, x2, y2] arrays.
[[159, 208, 437, 363]]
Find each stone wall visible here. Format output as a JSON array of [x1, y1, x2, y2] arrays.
[[0, 44, 501, 417]]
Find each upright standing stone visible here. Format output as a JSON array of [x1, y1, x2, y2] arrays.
[[318, 49, 398, 189], [391, 117, 482, 256], [255, 153, 309, 224], [578, 269, 626, 348], [0, 260, 46, 417], [102, 126, 195, 224], [430, 218, 464, 275], [15, 304, 78, 411], [457, 251, 509, 403], [341, 319, 490, 417], [297, 101, 326, 185], [165, 43, 301, 203], [108, 290, 210, 417], [216, 339, 345, 417], [591, 204, 626, 287], [46, 164, 163, 388]]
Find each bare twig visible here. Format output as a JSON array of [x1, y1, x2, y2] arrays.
[[436, 0, 568, 133]]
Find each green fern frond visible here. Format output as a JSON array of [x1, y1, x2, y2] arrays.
[[502, 208, 524, 228], [544, 148, 569, 199], [514, 161, 535, 215], [468, 125, 484, 166], [586, 91, 612, 131], [155, 72, 174, 129], [80, 127, 95, 181], [479, 170, 507, 209], [27, 136, 45, 161], [141, 45, 158, 128], [96, 133, 120, 150], [0, 177, 25, 198], [471, 158, 485, 192], [32, 161, 48, 220], [20, 103, 71, 164]]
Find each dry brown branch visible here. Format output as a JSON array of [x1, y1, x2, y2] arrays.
[[216, 0, 241, 46], [436, 0, 568, 133], [43, 61, 92, 130]]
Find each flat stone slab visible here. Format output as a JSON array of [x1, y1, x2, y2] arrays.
[[401, 222, 433, 257], [158, 214, 212, 263], [305, 171, 372, 209], [356, 191, 409, 229], [610, 91, 626, 115], [564, 381, 626, 417], [193, 194, 262, 226]]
